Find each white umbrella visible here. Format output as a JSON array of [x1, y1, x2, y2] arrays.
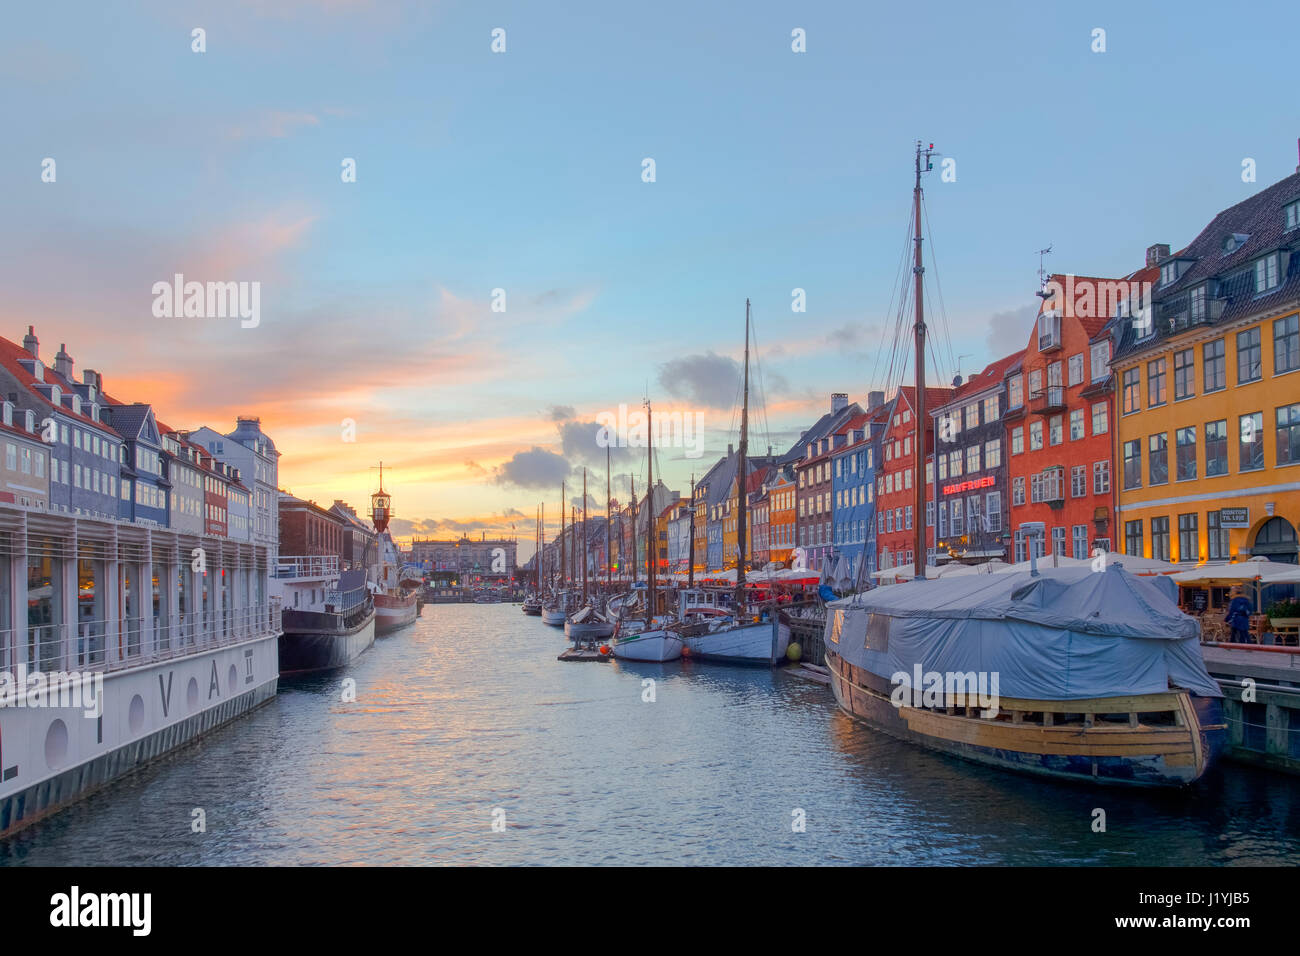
[[1094, 552, 1177, 574]]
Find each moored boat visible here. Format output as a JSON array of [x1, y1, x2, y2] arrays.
[[373, 587, 419, 635], [823, 565, 1226, 787], [611, 623, 683, 661], [278, 566, 376, 674]]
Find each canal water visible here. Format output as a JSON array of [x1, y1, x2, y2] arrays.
[[3, 603, 1298, 865]]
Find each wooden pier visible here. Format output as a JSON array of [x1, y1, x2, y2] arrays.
[[1202, 644, 1300, 775], [557, 646, 612, 663]]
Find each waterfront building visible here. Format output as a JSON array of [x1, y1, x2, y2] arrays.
[[932, 352, 1021, 564], [748, 484, 769, 570], [654, 502, 674, 572], [0, 330, 123, 520], [666, 502, 692, 573], [330, 501, 378, 573], [279, 493, 345, 565], [105, 403, 168, 527], [692, 457, 724, 574], [831, 396, 888, 580], [160, 426, 205, 535], [0, 401, 51, 509], [875, 385, 953, 569], [792, 394, 867, 572], [767, 468, 796, 567], [1113, 173, 1300, 564], [410, 534, 518, 583], [185, 418, 280, 553], [724, 462, 773, 570]]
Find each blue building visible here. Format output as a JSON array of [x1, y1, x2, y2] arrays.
[[107, 403, 168, 526], [831, 394, 891, 583]]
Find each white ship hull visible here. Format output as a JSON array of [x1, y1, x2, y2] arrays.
[[612, 629, 683, 662], [1, 633, 279, 837], [565, 620, 614, 640], [540, 608, 566, 626], [683, 620, 786, 665]]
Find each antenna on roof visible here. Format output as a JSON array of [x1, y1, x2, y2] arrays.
[[1036, 245, 1053, 297]]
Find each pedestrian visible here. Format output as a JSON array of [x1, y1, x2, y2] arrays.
[[1224, 586, 1254, 644]]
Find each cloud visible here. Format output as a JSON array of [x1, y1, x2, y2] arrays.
[[494, 446, 570, 489], [549, 404, 575, 422], [657, 351, 740, 409], [226, 110, 321, 141], [558, 418, 638, 467], [464, 460, 487, 478], [985, 304, 1036, 353]]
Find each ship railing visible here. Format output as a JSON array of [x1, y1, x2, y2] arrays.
[[324, 584, 369, 615], [274, 554, 340, 579], [0, 604, 284, 679]]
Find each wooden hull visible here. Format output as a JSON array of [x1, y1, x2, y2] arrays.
[[565, 620, 614, 640], [684, 620, 787, 666], [613, 630, 683, 662], [374, 591, 419, 635], [540, 608, 566, 626], [825, 649, 1225, 787]]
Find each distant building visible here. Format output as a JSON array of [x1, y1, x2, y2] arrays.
[[279, 493, 345, 558], [411, 534, 517, 583]]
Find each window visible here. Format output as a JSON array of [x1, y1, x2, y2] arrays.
[[1239, 412, 1264, 471], [938, 502, 947, 537], [1090, 341, 1109, 382], [985, 493, 1001, 532], [1147, 358, 1167, 407], [1069, 409, 1084, 441], [950, 499, 963, 535], [1125, 520, 1143, 557], [1091, 401, 1108, 436], [1011, 427, 1024, 455], [1029, 368, 1043, 396], [1196, 342, 1224, 397], [905, 506, 912, 531], [1048, 361, 1062, 389], [1049, 415, 1063, 446], [1008, 375, 1023, 409], [1207, 511, 1229, 561], [949, 450, 962, 478], [1287, 200, 1300, 231], [1123, 440, 1141, 490], [1151, 517, 1170, 562], [1072, 525, 1088, 560], [966, 496, 981, 534], [1276, 316, 1299, 375], [1071, 465, 1086, 497], [1237, 327, 1262, 384], [983, 395, 999, 422], [1278, 403, 1300, 466], [1030, 421, 1043, 450], [1190, 285, 1207, 322], [1254, 253, 1280, 294], [1051, 527, 1066, 556], [966, 445, 980, 474], [1178, 513, 1199, 563], [984, 438, 1001, 469], [1173, 349, 1195, 400], [1093, 460, 1110, 495], [1068, 354, 1083, 385], [1012, 476, 1025, 506], [1148, 433, 1169, 485], [1122, 367, 1140, 413], [965, 404, 979, 430], [926, 501, 934, 528], [1202, 420, 1228, 477], [1175, 427, 1197, 480]]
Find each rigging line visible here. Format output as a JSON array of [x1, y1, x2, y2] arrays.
[[871, 204, 918, 392], [921, 194, 958, 382], [748, 310, 774, 460]]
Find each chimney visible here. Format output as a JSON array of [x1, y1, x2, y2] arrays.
[[54, 344, 73, 381], [868, 390, 885, 410], [22, 326, 38, 358], [1145, 243, 1170, 268], [831, 392, 848, 414], [83, 369, 101, 393]]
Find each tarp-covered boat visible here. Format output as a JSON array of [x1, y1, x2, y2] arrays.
[[823, 564, 1226, 787]]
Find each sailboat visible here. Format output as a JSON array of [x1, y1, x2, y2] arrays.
[[541, 484, 570, 626], [612, 400, 683, 662], [522, 504, 543, 615], [821, 143, 1225, 786], [681, 300, 788, 666], [566, 468, 615, 641]]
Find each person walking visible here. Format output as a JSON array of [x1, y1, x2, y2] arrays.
[[1224, 586, 1254, 644]]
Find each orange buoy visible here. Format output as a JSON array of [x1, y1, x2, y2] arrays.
[[598, 645, 611, 655]]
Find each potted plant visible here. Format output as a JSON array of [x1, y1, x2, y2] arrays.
[[1266, 598, 1300, 628]]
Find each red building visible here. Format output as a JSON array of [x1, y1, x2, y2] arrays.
[[875, 385, 952, 570], [1005, 270, 1154, 560], [279, 493, 346, 557]]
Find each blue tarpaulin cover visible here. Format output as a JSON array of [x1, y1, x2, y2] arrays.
[[825, 565, 1222, 700]]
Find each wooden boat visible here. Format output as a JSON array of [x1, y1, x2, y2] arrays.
[[565, 603, 614, 641], [612, 620, 683, 662], [823, 565, 1226, 787]]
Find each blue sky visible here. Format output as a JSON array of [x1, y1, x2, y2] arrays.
[[2, 0, 1296, 556]]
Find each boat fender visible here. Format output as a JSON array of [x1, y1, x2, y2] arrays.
[[598, 645, 611, 655]]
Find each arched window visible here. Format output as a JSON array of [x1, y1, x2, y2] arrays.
[[1252, 517, 1298, 564]]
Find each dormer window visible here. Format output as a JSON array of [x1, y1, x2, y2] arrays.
[[1285, 201, 1299, 231], [1222, 233, 1250, 254], [1, 403, 10, 427], [1160, 262, 1178, 286], [71, 395, 81, 415], [1190, 284, 1207, 322], [1037, 309, 1061, 351], [1255, 253, 1280, 294], [24, 410, 35, 433]]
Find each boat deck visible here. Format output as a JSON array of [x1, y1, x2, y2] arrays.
[[557, 647, 612, 663]]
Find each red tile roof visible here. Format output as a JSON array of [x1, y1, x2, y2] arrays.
[[0, 336, 119, 436]]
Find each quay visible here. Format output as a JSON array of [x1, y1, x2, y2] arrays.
[[1202, 644, 1300, 775]]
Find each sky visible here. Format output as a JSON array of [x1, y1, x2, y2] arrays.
[[3, 0, 1297, 562]]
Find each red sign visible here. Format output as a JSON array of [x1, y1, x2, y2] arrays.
[[942, 475, 995, 496]]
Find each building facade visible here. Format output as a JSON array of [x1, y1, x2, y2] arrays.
[[1113, 174, 1300, 565]]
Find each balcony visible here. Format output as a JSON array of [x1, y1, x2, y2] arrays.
[[1037, 310, 1062, 352], [274, 554, 339, 579], [1028, 386, 1066, 415]]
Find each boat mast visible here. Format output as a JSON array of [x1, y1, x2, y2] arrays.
[[687, 474, 696, 589], [560, 481, 566, 590], [582, 468, 589, 604], [646, 399, 655, 622], [540, 502, 545, 593], [735, 299, 750, 607], [912, 141, 935, 582], [630, 477, 638, 585], [605, 445, 612, 592]]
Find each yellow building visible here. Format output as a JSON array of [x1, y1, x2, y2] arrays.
[[1113, 173, 1300, 565]]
